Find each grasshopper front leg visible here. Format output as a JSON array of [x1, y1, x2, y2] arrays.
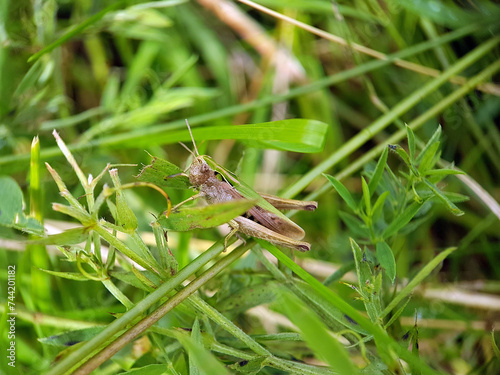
[[170, 192, 205, 212]]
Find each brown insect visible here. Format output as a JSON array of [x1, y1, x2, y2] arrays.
[[174, 121, 317, 251]]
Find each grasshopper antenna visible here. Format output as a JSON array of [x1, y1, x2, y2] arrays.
[[185, 119, 199, 156], [179, 141, 196, 158]]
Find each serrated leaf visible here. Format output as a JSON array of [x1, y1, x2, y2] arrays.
[[137, 156, 191, 189], [324, 174, 357, 211], [376, 242, 396, 283], [159, 199, 257, 231]]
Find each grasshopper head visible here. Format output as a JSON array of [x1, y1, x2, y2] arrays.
[[189, 156, 214, 186]]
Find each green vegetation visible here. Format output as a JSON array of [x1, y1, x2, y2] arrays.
[[1, 1, 500, 374]]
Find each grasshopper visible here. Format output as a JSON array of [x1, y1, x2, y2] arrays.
[[170, 121, 317, 252]]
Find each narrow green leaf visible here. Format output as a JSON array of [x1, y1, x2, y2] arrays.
[[416, 190, 469, 203], [117, 364, 179, 375], [323, 261, 356, 287], [382, 201, 423, 238], [279, 291, 359, 375], [190, 319, 202, 375], [338, 211, 370, 238], [361, 177, 371, 214], [28, 1, 126, 62], [367, 146, 388, 198], [14, 59, 45, 96], [109, 270, 162, 292], [173, 331, 229, 375], [422, 179, 464, 216], [418, 141, 440, 174], [384, 296, 412, 329], [324, 174, 357, 211], [376, 242, 396, 283], [388, 145, 419, 177], [121, 40, 160, 101], [41, 107, 106, 131], [492, 331, 500, 358], [28, 227, 89, 245], [371, 191, 390, 223], [159, 200, 257, 231], [424, 168, 465, 178], [292, 279, 367, 335], [416, 125, 441, 165], [38, 269, 91, 281], [406, 125, 416, 160], [380, 247, 456, 319], [39, 327, 105, 347]]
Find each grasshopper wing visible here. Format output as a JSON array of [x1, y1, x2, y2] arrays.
[[221, 184, 306, 240], [246, 205, 306, 240], [259, 194, 317, 211]]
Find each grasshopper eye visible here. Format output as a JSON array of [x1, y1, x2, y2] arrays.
[[214, 171, 223, 181]]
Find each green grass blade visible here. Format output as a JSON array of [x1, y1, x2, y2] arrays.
[[379, 247, 456, 319], [28, 2, 126, 62], [279, 291, 359, 375], [324, 174, 358, 211]]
